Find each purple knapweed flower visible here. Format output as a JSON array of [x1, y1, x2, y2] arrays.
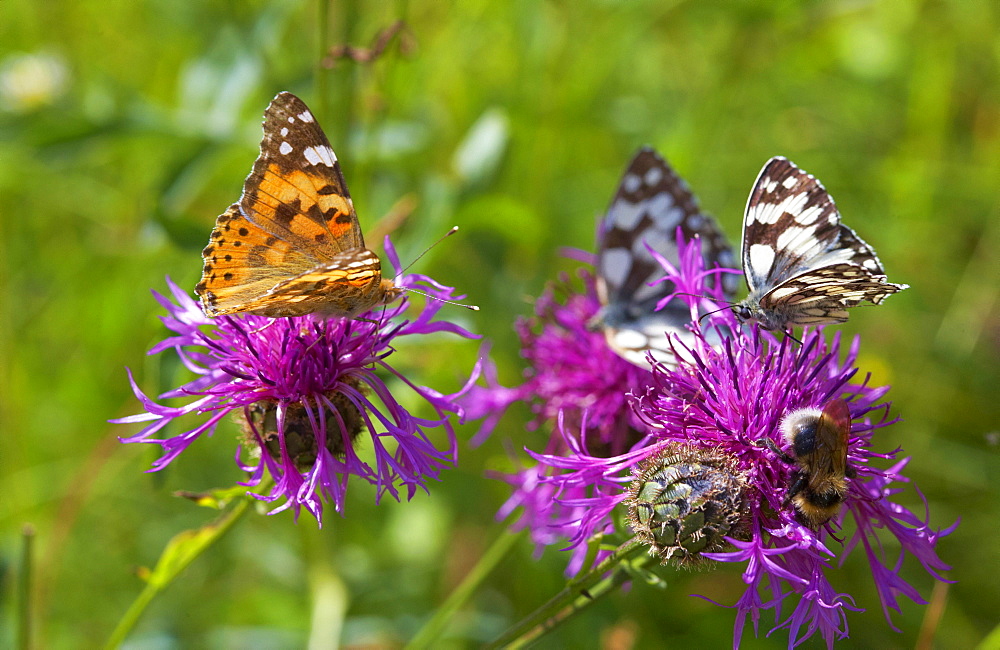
[[462, 233, 734, 573], [529, 296, 954, 647], [113, 239, 480, 524], [463, 268, 654, 449], [462, 269, 653, 571]]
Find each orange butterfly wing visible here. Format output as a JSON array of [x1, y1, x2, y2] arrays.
[[239, 92, 362, 255], [196, 92, 398, 318]]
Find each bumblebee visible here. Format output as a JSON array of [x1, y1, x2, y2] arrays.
[[767, 398, 856, 528]]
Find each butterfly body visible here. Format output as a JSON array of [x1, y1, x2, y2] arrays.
[[734, 157, 908, 331], [196, 92, 401, 319], [593, 147, 737, 368]]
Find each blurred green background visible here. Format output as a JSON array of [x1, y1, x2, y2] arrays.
[[2, 1, 997, 648]]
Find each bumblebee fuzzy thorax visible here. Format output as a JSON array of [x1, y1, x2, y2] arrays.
[[776, 399, 855, 528]]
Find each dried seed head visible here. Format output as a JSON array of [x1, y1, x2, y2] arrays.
[[626, 444, 749, 566], [239, 388, 365, 473]]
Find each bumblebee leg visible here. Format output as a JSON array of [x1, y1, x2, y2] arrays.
[[786, 471, 808, 506], [757, 437, 795, 464]]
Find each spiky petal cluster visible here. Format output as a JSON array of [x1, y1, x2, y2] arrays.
[[462, 234, 734, 572], [465, 270, 652, 446], [460, 269, 654, 569], [526, 244, 954, 647], [113, 240, 479, 524]]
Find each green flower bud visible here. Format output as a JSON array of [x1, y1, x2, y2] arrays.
[[626, 445, 748, 565]]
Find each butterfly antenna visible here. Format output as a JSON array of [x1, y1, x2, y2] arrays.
[[673, 291, 714, 301], [697, 304, 735, 324], [674, 291, 740, 306], [392, 226, 479, 310], [400, 287, 479, 311], [394, 226, 461, 277], [668, 292, 737, 324]]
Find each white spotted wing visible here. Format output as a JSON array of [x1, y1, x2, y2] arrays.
[[734, 157, 908, 330], [594, 147, 737, 368]]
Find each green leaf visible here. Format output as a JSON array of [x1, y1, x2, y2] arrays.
[[173, 484, 253, 510]]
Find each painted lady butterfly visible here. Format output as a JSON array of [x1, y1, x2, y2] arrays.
[[734, 157, 908, 331], [593, 147, 738, 368], [195, 92, 402, 318]]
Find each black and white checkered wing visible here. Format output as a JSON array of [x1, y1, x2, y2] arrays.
[[595, 147, 736, 367], [735, 157, 908, 330]]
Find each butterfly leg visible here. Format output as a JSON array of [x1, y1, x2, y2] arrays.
[[247, 319, 282, 336], [783, 330, 803, 345]]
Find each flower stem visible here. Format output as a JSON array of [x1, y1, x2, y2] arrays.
[[406, 528, 525, 649], [18, 525, 35, 650], [315, 0, 329, 116], [485, 538, 650, 649], [103, 490, 258, 649], [329, 0, 359, 149]]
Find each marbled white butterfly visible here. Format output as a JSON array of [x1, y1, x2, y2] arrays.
[[593, 147, 738, 368], [733, 157, 908, 331]]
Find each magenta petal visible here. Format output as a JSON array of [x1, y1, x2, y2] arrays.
[[468, 225, 952, 647], [113, 258, 477, 525]]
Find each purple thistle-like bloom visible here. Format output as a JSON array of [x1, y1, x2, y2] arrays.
[[461, 234, 735, 573], [465, 268, 653, 448], [461, 268, 656, 571], [113, 239, 479, 524], [523, 240, 954, 647]]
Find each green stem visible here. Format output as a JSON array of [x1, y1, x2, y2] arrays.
[[18, 525, 35, 650], [315, 0, 329, 117], [486, 539, 650, 649], [331, 0, 359, 150], [406, 528, 525, 649], [103, 492, 256, 649], [301, 524, 349, 649]]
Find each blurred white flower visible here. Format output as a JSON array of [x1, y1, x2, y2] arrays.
[[0, 52, 69, 112]]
